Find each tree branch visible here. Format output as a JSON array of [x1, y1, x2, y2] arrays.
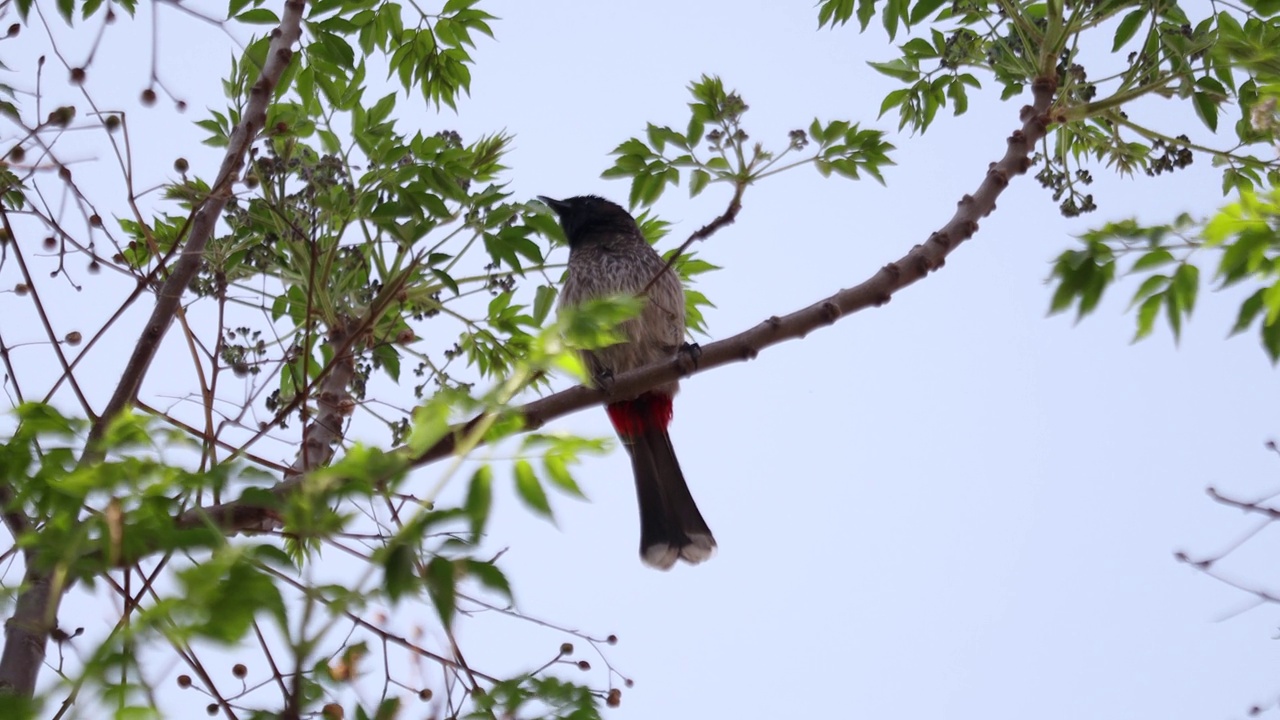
[[0, 2, 307, 698], [177, 77, 1058, 535], [86, 2, 304, 455], [414, 79, 1055, 462]]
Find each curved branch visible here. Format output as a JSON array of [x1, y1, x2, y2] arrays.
[[86, 2, 305, 455], [409, 78, 1056, 466], [0, 2, 307, 699], [182, 77, 1058, 535]]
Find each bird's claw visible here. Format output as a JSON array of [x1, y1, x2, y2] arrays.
[[593, 369, 616, 394], [679, 342, 703, 370]]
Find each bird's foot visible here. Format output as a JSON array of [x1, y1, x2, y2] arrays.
[[679, 342, 703, 371], [592, 368, 616, 394]]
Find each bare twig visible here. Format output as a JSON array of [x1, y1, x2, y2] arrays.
[[641, 180, 746, 295], [0, 1, 308, 698]]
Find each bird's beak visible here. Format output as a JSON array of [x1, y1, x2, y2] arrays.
[[537, 196, 570, 215]]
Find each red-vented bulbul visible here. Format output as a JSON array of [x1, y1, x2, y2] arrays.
[[540, 194, 716, 570]]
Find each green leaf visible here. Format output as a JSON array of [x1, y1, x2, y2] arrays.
[[544, 454, 586, 498], [1131, 249, 1175, 272], [1134, 293, 1163, 341], [878, 88, 912, 118], [464, 465, 493, 541], [1192, 92, 1219, 132], [1129, 274, 1169, 308], [236, 8, 279, 23], [462, 559, 513, 602], [424, 557, 457, 629], [689, 169, 710, 197], [867, 59, 919, 83], [1262, 313, 1280, 363], [514, 460, 552, 519], [1112, 10, 1146, 51], [383, 543, 415, 603], [1231, 288, 1265, 336], [1165, 286, 1183, 342], [533, 284, 557, 325], [908, 0, 947, 26], [1264, 280, 1280, 325], [1171, 263, 1199, 315]]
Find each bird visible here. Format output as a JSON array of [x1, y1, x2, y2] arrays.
[[540, 194, 716, 570]]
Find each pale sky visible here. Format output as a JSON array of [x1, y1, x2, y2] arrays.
[[4, 1, 1279, 718]]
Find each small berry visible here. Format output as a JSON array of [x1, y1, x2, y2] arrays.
[[89, 214, 102, 228], [232, 663, 247, 678], [174, 157, 189, 173], [47, 106, 74, 127], [418, 689, 433, 701], [140, 89, 157, 106], [64, 331, 82, 346], [606, 689, 621, 708], [69, 68, 85, 85], [177, 675, 192, 688], [559, 642, 573, 655]]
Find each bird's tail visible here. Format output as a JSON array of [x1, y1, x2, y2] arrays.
[[606, 393, 716, 570]]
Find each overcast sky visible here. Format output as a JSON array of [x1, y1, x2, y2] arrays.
[[7, 1, 1280, 718]]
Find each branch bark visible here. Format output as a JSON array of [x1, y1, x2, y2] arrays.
[[0, 2, 307, 698], [178, 78, 1058, 534], [416, 80, 1055, 462]]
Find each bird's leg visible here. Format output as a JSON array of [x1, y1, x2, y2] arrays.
[[678, 342, 702, 372], [592, 368, 616, 395]]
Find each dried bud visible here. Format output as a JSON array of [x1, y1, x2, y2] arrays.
[[47, 106, 74, 127]]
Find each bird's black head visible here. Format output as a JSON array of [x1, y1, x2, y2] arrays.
[[538, 195, 638, 248]]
